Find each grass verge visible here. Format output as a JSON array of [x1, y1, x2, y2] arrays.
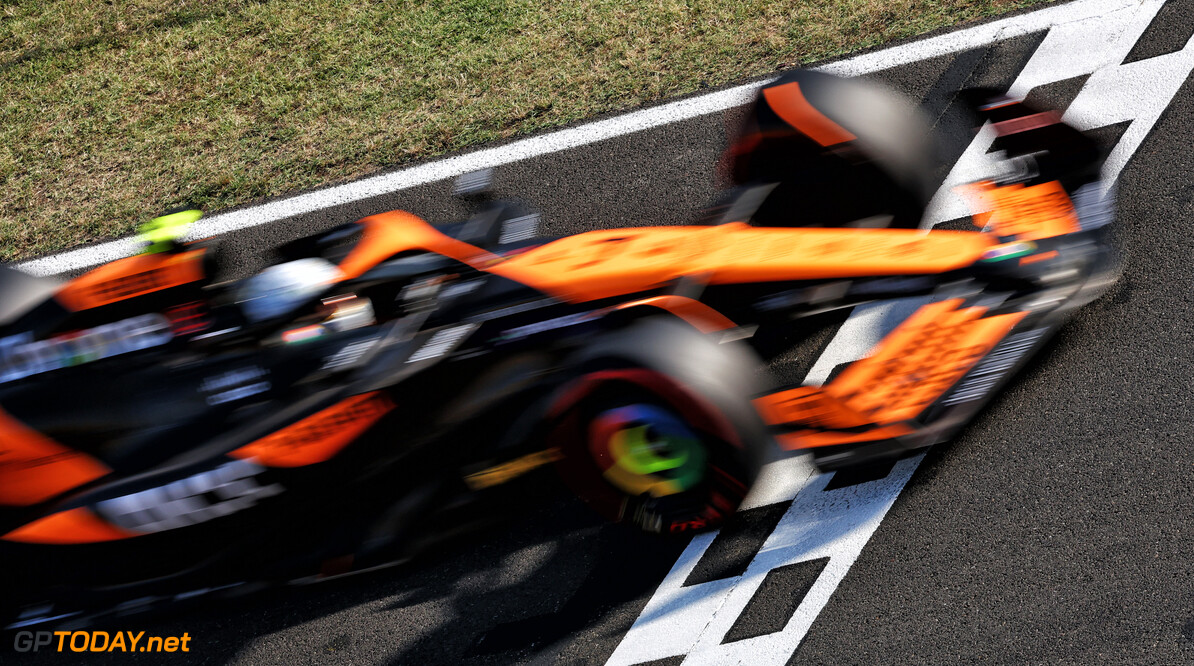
[[1, 0, 1052, 260]]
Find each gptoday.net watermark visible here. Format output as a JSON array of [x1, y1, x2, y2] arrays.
[[14, 631, 192, 653]]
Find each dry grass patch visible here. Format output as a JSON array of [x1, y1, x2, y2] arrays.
[[1, 0, 1051, 260]]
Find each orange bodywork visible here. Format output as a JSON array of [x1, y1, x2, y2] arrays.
[[230, 392, 394, 468], [755, 385, 914, 450], [2, 507, 137, 544], [55, 249, 206, 312], [762, 81, 857, 147], [757, 385, 885, 431], [337, 211, 501, 280], [331, 213, 996, 306], [827, 298, 1025, 423], [758, 298, 1025, 450], [0, 408, 109, 506], [494, 224, 995, 303], [613, 295, 737, 333], [776, 425, 916, 450], [960, 180, 1081, 241], [1020, 250, 1060, 266]]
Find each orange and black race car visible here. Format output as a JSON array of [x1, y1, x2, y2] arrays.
[[0, 71, 1118, 627]]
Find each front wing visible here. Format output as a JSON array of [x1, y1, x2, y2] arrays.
[[754, 290, 1090, 470]]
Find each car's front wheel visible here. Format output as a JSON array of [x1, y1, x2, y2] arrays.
[[547, 317, 776, 534]]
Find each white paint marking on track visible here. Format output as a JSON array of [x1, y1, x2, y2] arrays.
[[924, 0, 1176, 224], [609, 0, 1194, 663], [606, 456, 924, 666], [16, 0, 1148, 277], [686, 456, 924, 666]]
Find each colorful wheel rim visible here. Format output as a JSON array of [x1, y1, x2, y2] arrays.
[[587, 404, 707, 498]]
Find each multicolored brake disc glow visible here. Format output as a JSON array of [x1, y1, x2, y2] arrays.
[[587, 404, 706, 498]]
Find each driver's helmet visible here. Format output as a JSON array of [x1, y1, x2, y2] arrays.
[[237, 257, 342, 323]]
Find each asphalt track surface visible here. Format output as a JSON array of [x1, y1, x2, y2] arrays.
[[12, 0, 1194, 663]]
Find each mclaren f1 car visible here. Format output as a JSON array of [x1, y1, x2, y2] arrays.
[[0, 70, 1118, 627]]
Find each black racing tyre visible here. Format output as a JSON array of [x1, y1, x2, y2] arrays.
[[724, 69, 941, 229], [547, 317, 777, 534]]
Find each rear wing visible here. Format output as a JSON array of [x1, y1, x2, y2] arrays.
[[962, 88, 1103, 192]]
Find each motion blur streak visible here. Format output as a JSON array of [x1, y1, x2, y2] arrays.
[[610, 1, 1176, 663]]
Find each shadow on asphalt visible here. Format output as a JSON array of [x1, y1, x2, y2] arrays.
[[3, 480, 687, 666]]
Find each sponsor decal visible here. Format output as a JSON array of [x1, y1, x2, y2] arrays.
[[980, 241, 1037, 262], [0, 314, 173, 383], [942, 328, 1047, 405], [200, 366, 271, 405], [847, 276, 936, 297], [165, 301, 212, 336], [321, 338, 377, 371], [668, 517, 709, 533], [407, 324, 477, 363], [85, 265, 192, 304], [464, 448, 564, 490], [96, 459, 283, 533], [497, 213, 540, 245], [439, 279, 484, 300], [493, 312, 598, 342], [281, 324, 327, 344], [229, 392, 394, 467]]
